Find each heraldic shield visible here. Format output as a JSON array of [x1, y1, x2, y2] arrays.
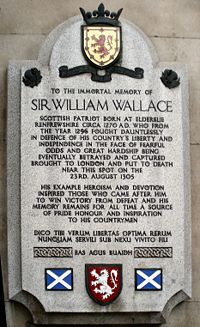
[[82, 26, 121, 69], [85, 264, 123, 305]]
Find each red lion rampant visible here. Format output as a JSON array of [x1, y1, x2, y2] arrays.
[[91, 34, 113, 58]]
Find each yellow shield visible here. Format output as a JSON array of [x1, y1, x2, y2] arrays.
[[82, 26, 121, 68]]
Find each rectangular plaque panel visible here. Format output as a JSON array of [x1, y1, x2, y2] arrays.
[[18, 67, 190, 313]]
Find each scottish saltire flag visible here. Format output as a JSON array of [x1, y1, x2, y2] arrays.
[[45, 268, 73, 291], [135, 269, 162, 291]]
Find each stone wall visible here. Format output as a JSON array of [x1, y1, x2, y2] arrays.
[[0, 0, 199, 326]]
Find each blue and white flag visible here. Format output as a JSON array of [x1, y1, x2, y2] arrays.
[[135, 269, 162, 291], [45, 268, 73, 291]]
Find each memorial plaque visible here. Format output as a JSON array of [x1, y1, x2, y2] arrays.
[[7, 3, 191, 324]]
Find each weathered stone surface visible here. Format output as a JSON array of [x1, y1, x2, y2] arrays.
[[151, 37, 200, 144], [189, 91, 200, 145], [0, 0, 200, 38], [0, 35, 45, 66], [191, 145, 200, 301], [152, 37, 200, 91], [0, 66, 8, 302], [19, 65, 190, 314], [2, 0, 199, 326], [7, 11, 191, 324], [166, 301, 200, 327]]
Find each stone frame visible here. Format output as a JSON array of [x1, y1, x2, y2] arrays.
[[7, 15, 191, 325]]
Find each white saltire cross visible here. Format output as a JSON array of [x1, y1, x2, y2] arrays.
[[47, 269, 72, 290], [136, 270, 161, 290]]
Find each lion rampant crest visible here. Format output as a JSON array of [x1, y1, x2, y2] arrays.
[[86, 264, 122, 305], [91, 34, 113, 58], [90, 268, 118, 299]]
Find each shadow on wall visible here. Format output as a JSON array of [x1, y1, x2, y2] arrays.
[[0, 259, 7, 327], [26, 325, 162, 327]]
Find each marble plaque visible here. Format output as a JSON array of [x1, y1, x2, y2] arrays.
[[7, 4, 191, 325]]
